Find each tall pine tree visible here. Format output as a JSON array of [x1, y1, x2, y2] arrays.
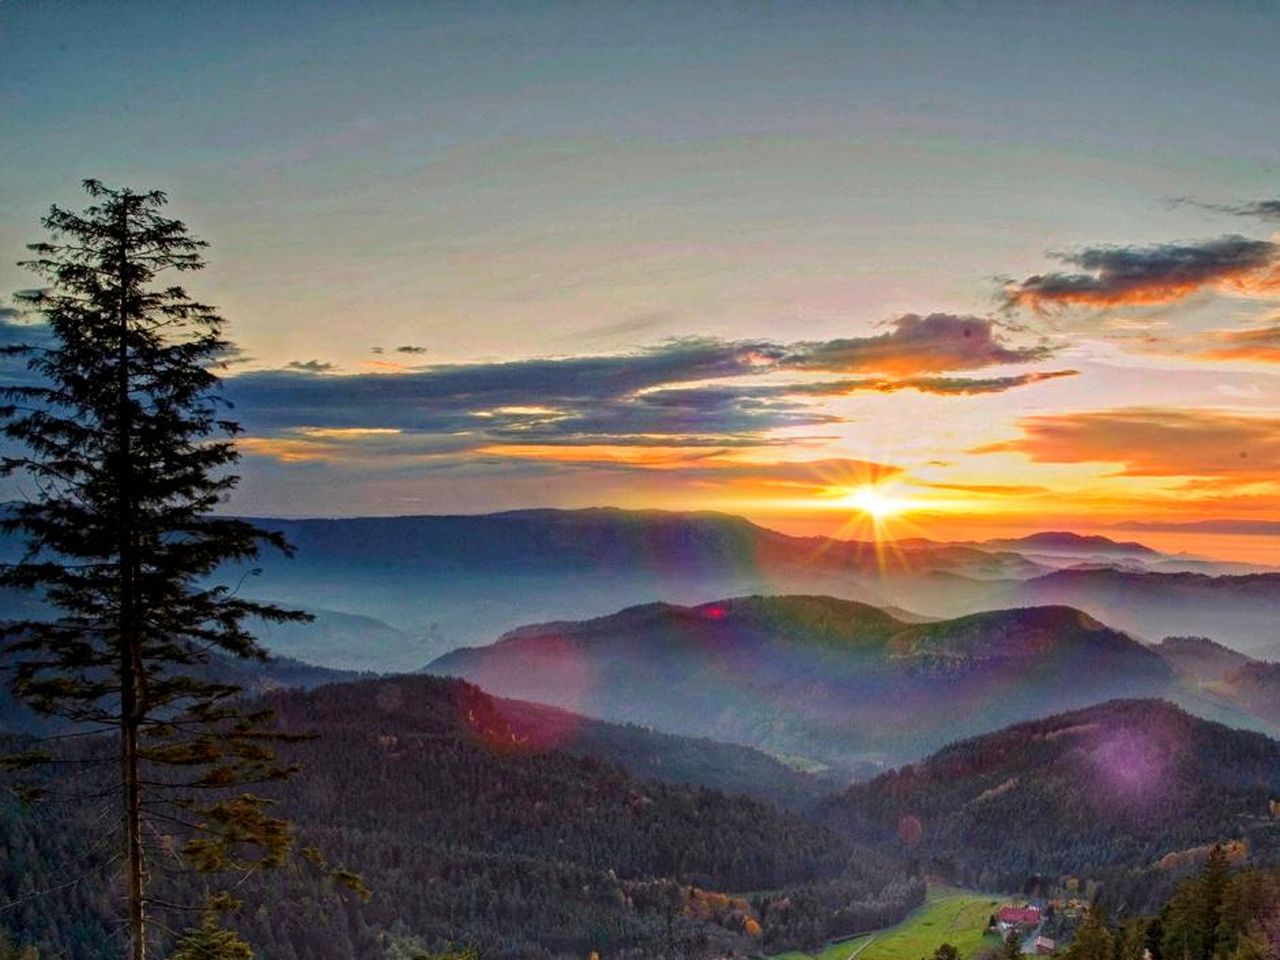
[[0, 181, 312, 960]]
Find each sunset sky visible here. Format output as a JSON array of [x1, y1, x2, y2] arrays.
[[2, 3, 1279, 561]]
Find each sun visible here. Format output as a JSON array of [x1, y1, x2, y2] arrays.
[[845, 484, 908, 521]]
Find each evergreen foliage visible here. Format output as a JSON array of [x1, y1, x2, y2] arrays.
[[0, 181, 312, 960]]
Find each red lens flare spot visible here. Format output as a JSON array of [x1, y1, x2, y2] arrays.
[[897, 814, 924, 846]]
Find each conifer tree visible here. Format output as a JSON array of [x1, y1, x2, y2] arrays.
[[0, 181, 312, 960], [1001, 928, 1025, 960], [1065, 905, 1114, 960]]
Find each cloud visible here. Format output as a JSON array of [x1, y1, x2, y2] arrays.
[[1003, 237, 1280, 310], [1197, 323, 1280, 364], [395, 345, 427, 354], [1172, 197, 1280, 223], [227, 339, 798, 454], [1111, 518, 1280, 536], [923, 481, 1049, 496], [286, 359, 336, 373], [975, 407, 1280, 477], [789, 370, 1078, 396], [782, 313, 1051, 374], [226, 325, 1069, 463]]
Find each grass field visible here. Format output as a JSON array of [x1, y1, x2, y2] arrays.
[[770, 886, 1003, 960]]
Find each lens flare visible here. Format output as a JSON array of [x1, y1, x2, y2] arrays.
[[845, 484, 909, 520]]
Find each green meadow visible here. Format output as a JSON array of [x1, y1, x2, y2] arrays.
[[770, 886, 1003, 960]]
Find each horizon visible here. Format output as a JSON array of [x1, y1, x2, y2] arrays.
[[3, 2, 1279, 561]]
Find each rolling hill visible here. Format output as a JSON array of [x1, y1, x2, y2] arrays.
[[824, 699, 1280, 894], [0, 674, 919, 959], [1003, 569, 1280, 654], [1155, 635, 1254, 683], [428, 595, 1178, 772]]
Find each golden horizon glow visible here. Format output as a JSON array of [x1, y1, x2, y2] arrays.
[[843, 484, 910, 521]]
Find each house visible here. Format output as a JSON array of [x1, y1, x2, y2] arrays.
[[1034, 936, 1056, 955], [996, 905, 1042, 934]]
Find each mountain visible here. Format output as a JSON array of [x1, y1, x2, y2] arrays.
[[0, 674, 921, 959], [1156, 636, 1255, 683], [428, 595, 1177, 773], [3, 506, 1269, 670], [1004, 569, 1280, 654], [489, 695, 838, 811], [824, 699, 1280, 895], [211, 508, 1052, 668], [253, 606, 431, 672], [978, 531, 1159, 557], [1215, 662, 1280, 727]]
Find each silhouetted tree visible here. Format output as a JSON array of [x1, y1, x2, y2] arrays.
[[0, 181, 311, 960], [1001, 929, 1025, 960]]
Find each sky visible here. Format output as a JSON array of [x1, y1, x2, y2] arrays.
[[2, 2, 1279, 561]]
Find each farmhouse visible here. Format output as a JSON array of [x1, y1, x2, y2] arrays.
[[995, 905, 1042, 934]]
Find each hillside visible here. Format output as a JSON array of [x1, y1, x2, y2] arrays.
[[1215, 662, 1280, 726], [429, 595, 1176, 771], [825, 699, 1280, 894], [1005, 570, 1280, 654], [0, 675, 919, 959], [1156, 636, 1255, 683]]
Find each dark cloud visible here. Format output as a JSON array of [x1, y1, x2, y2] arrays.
[[225, 328, 1068, 463], [783, 313, 1050, 374], [395, 345, 427, 354], [1172, 197, 1280, 223], [1003, 236, 1280, 310], [371, 346, 385, 354], [789, 370, 1079, 396], [286, 359, 336, 373], [0, 316, 54, 386], [229, 340, 802, 450]]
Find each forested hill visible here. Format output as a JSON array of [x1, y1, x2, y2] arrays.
[[0, 675, 920, 959], [429, 595, 1177, 771], [825, 699, 1280, 901]]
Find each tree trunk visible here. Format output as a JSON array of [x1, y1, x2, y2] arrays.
[[116, 196, 147, 960]]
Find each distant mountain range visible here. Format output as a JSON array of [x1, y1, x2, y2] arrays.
[[1, 506, 1274, 671], [824, 698, 1280, 898], [428, 595, 1183, 772]]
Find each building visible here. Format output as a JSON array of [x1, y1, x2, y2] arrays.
[[996, 905, 1042, 934]]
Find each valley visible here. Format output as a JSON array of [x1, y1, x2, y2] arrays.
[[771, 886, 1003, 960]]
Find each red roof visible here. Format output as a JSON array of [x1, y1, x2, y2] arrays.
[[998, 906, 1042, 925]]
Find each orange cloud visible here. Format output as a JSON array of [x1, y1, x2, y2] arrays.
[[1198, 323, 1280, 363], [976, 407, 1280, 478], [784, 313, 1051, 374], [1004, 236, 1280, 310], [793, 370, 1078, 396]]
